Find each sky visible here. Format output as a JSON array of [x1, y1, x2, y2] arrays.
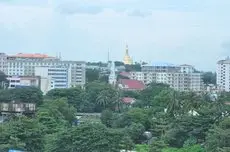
[[0, 0, 230, 71]]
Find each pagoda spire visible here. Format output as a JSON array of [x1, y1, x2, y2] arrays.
[[125, 44, 129, 55]]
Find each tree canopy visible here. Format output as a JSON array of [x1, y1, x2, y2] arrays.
[[1, 80, 230, 152]]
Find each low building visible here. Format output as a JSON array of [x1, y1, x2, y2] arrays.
[[0, 101, 36, 114], [7, 76, 40, 89], [118, 79, 146, 91], [122, 97, 136, 104]]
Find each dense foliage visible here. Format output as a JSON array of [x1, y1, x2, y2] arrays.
[[1, 81, 230, 152], [0, 87, 43, 104]]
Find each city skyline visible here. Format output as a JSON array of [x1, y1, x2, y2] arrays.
[[0, 0, 230, 71]]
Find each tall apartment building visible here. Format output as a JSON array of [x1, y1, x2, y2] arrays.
[[129, 63, 203, 91], [4, 53, 85, 87], [0, 53, 7, 74], [217, 57, 230, 92]]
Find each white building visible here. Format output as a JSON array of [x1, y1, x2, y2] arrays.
[[142, 62, 180, 73], [0, 53, 7, 73], [109, 61, 117, 85], [7, 76, 40, 89], [35, 66, 71, 93], [217, 57, 230, 92], [40, 77, 55, 95], [180, 64, 195, 73], [4, 53, 85, 87], [129, 63, 203, 92]]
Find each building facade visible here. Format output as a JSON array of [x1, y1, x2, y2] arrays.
[[0, 53, 7, 73], [142, 62, 180, 73], [129, 63, 203, 92], [2, 53, 85, 88], [217, 57, 230, 92], [7, 76, 40, 89], [35, 66, 71, 93]]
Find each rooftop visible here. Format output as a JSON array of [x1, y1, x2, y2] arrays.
[[122, 97, 136, 104], [10, 53, 54, 58], [217, 56, 230, 64], [119, 79, 146, 90], [142, 61, 176, 67], [180, 64, 193, 67]]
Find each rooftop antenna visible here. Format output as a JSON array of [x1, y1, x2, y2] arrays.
[[108, 48, 110, 62], [59, 52, 62, 60]]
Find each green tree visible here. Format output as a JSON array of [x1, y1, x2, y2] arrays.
[[162, 145, 205, 152], [126, 123, 145, 143], [120, 136, 135, 151], [0, 87, 43, 104], [101, 109, 114, 127], [0, 70, 7, 89], [86, 69, 100, 82], [45, 123, 123, 152], [46, 87, 94, 112], [0, 116, 44, 152], [115, 61, 124, 66], [202, 72, 216, 84], [149, 140, 168, 152], [125, 63, 141, 72], [126, 108, 150, 129], [96, 86, 121, 110], [140, 83, 170, 108], [206, 118, 230, 152], [135, 144, 149, 152]]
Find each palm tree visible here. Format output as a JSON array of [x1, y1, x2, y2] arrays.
[[96, 90, 110, 108], [96, 86, 122, 111], [183, 92, 202, 116], [166, 90, 182, 117]]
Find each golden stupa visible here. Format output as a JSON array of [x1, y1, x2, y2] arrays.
[[123, 45, 133, 65]]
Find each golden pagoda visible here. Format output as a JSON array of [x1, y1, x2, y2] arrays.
[[123, 45, 133, 65]]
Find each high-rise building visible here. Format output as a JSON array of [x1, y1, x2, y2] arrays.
[[216, 57, 230, 92], [4, 53, 85, 87], [123, 45, 133, 65], [0, 53, 7, 74]]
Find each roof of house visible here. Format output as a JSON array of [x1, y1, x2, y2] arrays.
[[122, 97, 135, 104], [119, 79, 146, 90], [10, 53, 54, 58], [180, 64, 193, 67], [225, 102, 230, 105]]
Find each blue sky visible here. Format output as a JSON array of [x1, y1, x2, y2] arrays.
[[0, 0, 230, 71]]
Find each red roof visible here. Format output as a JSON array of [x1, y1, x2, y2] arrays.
[[11, 53, 54, 58], [119, 79, 146, 90], [122, 97, 135, 104]]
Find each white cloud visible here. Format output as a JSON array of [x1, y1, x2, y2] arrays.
[[0, 1, 230, 70]]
